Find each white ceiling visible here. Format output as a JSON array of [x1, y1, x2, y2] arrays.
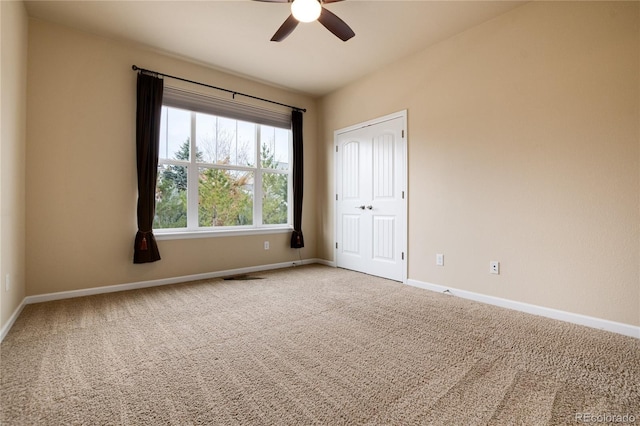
[[24, 0, 525, 96]]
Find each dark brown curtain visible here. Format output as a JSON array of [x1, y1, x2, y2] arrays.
[[134, 72, 163, 263], [290, 110, 304, 248]]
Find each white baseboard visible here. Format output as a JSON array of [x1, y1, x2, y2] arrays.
[[0, 299, 26, 342], [25, 259, 326, 305], [313, 258, 336, 267], [406, 279, 640, 339]]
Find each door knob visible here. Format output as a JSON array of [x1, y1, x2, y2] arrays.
[[366, 205, 373, 210], [355, 205, 365, 210]]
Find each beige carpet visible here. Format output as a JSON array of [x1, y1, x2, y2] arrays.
[[1, 265, 638, 425]]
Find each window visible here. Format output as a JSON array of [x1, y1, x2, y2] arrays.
[[154, 87, 292, 235]]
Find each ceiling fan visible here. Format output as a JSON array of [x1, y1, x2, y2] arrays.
[[255, 0, 355, 42]]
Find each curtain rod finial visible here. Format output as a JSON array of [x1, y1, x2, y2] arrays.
[[132, 65, 139, 71]]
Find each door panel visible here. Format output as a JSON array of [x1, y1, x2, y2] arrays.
[[342, 215, 361, 255], [373, 133, 395, 199], [342, 141, 360, 199], [372, 216, 395, 260], [335, 114, 406, 282]]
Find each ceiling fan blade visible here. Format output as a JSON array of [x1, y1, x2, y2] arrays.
[[321, 0, 344, 3], [253, 0, 289, 2], [271, 14, 299, 42], [317, 7, 355, 41]]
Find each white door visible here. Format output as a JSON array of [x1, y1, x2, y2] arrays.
[[335, 112, 406, 282]]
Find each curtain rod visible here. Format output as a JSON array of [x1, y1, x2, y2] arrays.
[[132, 65, 306, 113]]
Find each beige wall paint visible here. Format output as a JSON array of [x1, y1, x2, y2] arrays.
[[319, 2, 639, 326], [1, 1, 28, 330], [26, 19, 317, 296]]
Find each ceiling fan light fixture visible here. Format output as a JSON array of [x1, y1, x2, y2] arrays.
[[291, 0, 321, 23]]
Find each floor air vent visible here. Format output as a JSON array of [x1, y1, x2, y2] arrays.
[[222, 274, 264, 281]]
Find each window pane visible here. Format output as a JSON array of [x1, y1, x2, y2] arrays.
[[237, 120, 256, 167], [159, 107, 191, 161], [154, 164, 187, 229], [217, 117, 236, 165], [262, 172, 288, 225], [196, 114, 256, 167], [261, 125, 289, 170], [195, 112, 215, 163], [198, 168, 254, 227]]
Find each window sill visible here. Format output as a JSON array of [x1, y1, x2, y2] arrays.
[[154, 226, 293, 241]]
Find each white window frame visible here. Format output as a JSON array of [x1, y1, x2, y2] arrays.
[[154, 90, 293, 240]]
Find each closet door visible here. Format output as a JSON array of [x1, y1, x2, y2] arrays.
[[335, 113, 406, 282]]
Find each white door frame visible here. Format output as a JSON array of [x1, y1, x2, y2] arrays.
[[334, 110, 408, 283]]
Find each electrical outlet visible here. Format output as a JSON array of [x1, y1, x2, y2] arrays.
[[264, 241, 270, 250], [490, 261, 500, 275], [436, 254, 444, 266]]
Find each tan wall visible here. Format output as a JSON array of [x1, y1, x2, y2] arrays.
[[318, 2, 639, 326], [26, 19, 318, 296], [1, 1, 28, 330]]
